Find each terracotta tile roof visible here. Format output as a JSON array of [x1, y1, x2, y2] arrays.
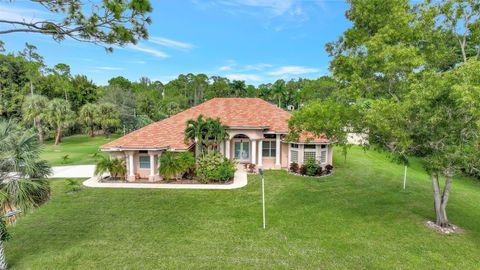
[[101, 98, 297, 150], [297, 132, 330, 143]]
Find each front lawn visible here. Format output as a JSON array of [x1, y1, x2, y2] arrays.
[[7, 147, 480, 269], [40, 134, 120, 166]]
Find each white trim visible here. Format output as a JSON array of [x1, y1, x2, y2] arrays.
[[225, 139, 231, 159], [275, 134, 281, 166], [128, 153, 134, 177], [251, 140, 257, 164], [149, 154, 155, 176], [258, 140, 263, 167]]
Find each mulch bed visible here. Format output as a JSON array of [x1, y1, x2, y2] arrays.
[[288, 170, 334, 178], [425, 220, 464, 235], [99, 177, 233, 185]]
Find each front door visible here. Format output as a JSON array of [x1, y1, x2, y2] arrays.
[[234, 140, 250, 162]]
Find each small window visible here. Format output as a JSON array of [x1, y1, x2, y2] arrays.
[[321, 144, 327, 149], [139, 156, 150, 169], [290, 150, 298, 163], [262, 140, 276, 157], [139, 150, 148, 154], [320, 145, 328, 164], [304, 144, 316, 149], [291, 143, 299, 149]]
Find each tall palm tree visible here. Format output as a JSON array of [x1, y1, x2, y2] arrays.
[[22, 94, 49, 143], [47, 98, 74, 145], [184, 115, 207, 158], [0, 120, 51, 270], [204, 118, 229, 150], [79, 103, 99, 137]]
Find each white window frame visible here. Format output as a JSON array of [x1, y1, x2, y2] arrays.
[[262, 139, 276, 158], [139, 155, 151, 169], [289, 143, 299, 164], [319, 144, 328, 164], [303, 144, 317, 163]]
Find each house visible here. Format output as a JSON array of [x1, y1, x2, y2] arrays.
[[100, 98, 333, 181]]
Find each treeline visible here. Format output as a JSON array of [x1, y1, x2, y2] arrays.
[[1, 43, 339, 144]]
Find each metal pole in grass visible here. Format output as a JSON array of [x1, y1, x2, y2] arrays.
[[259, 168, 266, 229]]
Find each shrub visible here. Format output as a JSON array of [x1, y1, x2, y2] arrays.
[[65, 179, 82, 193], [299, 164, 307, 175], [305, 158, 318, 176], [289, 162, 299, 173], [159, 152, 181, 181], [325, 164, 334, 174], [248, 163, 256, 173], [196, 150, 236, 182], [316, 166, 323, 176]]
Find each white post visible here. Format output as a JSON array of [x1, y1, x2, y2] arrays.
[[262, 172, 266, 229], [225, 139, 230, 159], [251, 140, 257, 165], [403, 165, 408, 190], [275, 134, 281, 166], [219, 140, 224, 157], [149, 154, 155, 177], [128, 153, 135, 177], [258, 140, 263, 167]]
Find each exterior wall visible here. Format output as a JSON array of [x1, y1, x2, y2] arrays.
[[281, 142, 288, 168], [327, 145, 333, 165], [261, 158, 276, 169], [134, 153, 150, 179]]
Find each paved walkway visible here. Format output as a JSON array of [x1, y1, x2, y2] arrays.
[[50, 165, 96, 178], [82, 168, 248, 190]]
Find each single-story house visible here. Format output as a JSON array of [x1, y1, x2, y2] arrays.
[[100, 98, 333, 182]]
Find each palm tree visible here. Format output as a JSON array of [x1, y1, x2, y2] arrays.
[[95, 103, 121, 138], [79, 103, 99, 137], [159, 152, 182, 181], [204, 118, 229, 150], [47, 98, 74, 145], [0, 120, 51, 270], [22, 94, 49, 143], [184, 115, 207, 158], [95, 157, 126, 181]]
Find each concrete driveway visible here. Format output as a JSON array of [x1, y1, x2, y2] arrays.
[[50, 165, 96, 178]]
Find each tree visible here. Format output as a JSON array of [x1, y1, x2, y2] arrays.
[[288, 99, 360, 163], [46, 98, 74, 145], [95, 157, 126, 180], [19, 43, 44, 95], [79, 103, 99, 137], [184, 115, 207, 158], [22, 94, 49, 143], [0, 120, 51, 269], [95, 103, 121, 137], [0, 0, 153, 51]]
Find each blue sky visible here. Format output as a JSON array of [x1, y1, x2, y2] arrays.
[[0, 0, 350, 85]]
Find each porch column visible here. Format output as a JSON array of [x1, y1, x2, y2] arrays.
[[275, 134, 281, 166], [126, 151, 135, 182], [258, 139, 263, 167], [251, 140, 257, 165], [225, 139, 230, 159], [149, 154, 155, 177]]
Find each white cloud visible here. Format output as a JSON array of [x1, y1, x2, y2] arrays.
[[127, 44, 169, 59], [243, 63, 273, 71], [267, 66, 320, 76], [226, 73, 262, 81], [227, 0, 294, 16], [97, 66, 124, 71], [150, 37, 194, 51], [127, 60, 146, 64], [0, 5, 46, 22]]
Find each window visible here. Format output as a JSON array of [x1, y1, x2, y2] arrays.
[[290, 149, 298, 163], [291, 143, 299, 149], [320, 145, 328, 164], [139, 156, 150, 169], [303, 144, 317, 162], [262, 140, 276, 157]]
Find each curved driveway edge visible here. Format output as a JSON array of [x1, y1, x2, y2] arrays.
[[82, 169, 248, 190]]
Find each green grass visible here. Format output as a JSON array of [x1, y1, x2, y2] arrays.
[[7, 147, 480, 269], [40, 134, 120, 166]]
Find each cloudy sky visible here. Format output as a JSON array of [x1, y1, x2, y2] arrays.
[[0, 0, 350, 85]]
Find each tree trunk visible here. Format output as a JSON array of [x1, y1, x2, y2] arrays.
[[54, 127, 62, 145], [36, 120, 44, 143], [0, 240, 7, 270], [431, 172, 451, 227], [89, 126, 95, 137]]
